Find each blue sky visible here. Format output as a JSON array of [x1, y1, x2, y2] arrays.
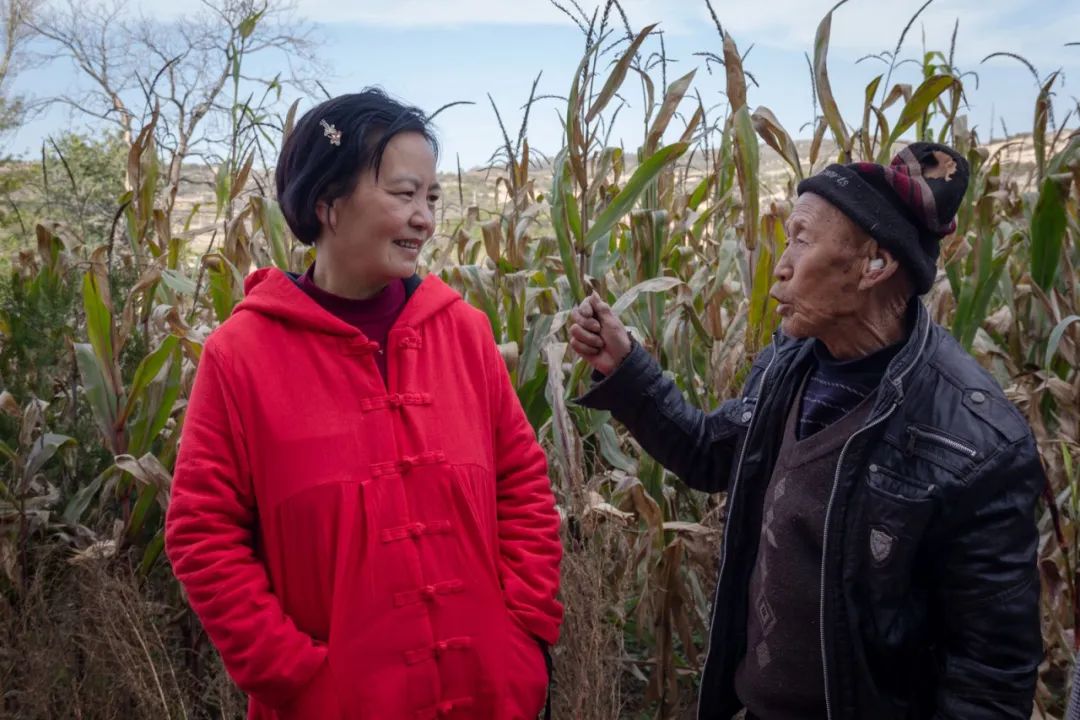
[[5, 0, 1079, 171]]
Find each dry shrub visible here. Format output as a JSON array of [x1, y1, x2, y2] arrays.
[[552, 519, 629, 720], [0, 545, 244, 720]]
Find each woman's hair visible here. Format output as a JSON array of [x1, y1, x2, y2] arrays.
[[275, 88, 439, 245]]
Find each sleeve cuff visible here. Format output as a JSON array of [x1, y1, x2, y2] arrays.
[[574, 340, 661, 411]]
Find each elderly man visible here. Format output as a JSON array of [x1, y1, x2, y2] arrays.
[[570, 143, 1044, 720]]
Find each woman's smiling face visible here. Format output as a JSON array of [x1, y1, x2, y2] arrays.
[[316, 131, 441, 295]]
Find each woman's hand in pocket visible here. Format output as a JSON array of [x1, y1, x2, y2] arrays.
[[276, 657, 342, 720]]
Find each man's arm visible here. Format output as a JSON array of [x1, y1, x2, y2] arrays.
[[569, 293, 759, 494], [576, 340, 751, 493], [932, 434, 1044, 719]]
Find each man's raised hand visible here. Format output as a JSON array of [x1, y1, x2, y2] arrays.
[[569, 292, 632, 376]]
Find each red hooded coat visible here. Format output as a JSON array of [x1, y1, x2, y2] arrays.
[[165, 268, 563, 719]]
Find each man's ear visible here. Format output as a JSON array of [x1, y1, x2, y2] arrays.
[[859, 247, 900, 291]]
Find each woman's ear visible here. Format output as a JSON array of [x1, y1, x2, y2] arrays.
[[315, 200, 335, 234]]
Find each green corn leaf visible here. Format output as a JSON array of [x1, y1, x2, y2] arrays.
[[647, 209, 667, 280], [646, 70, 696, 155], [21, 432, 75, 492], [585, 142, 688, 249], [1046, 315, 1080, 369], [869, 107, 891, 164], [751, 106, 803, 182], [748, 216, 787, 350], [611, 277, 683, 315], [138, 142, 159, 233], [252, 196, 291, 271], [563, 182, 584, 249], [63, 468, 112, 525], [959, 247, 1012, 350], [516, 369, 551, 433], [160, 268, 197, 295], [588, 224, 618, 278], [214, 161, 231, 218], [1033, 72, 1059, 181], [128, 483, 158, 539], [502, 273, 527, 351], [203, 254, 243, 323], [732, 107, 760, 251], [951, 276, 977, 346], [888, 74, 956, 146], [138, 347, 183, 455], [458, 265, 502, 341], [550, 154, 586, 303], [82, 272, 114, 371], [119, 335, 179, 428], [598, 423, 637, 473], [687, 174, 713, 211], [585, 23, 657, 124], [74, 343, 120, 453], [230, 150, 255, 201], [1047, 136, 1080, 176], [519, 314, 554, 391], [116, 453, 172, 540], [861, 74, 883, 158], [542, 342, 584, 491], [1031, 174, 1071, 291], [945, 258, 962, 300], [813, 2, 852, 159], [238, 10, 262, 39], [0, 439, 15, 465], [139, 531, 166, 575], [564, 44, 598, 189]]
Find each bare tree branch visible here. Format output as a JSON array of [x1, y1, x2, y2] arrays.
[[31, 0, 322, 223]]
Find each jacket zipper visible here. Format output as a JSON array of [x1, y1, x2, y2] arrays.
[[818, 403, 897, 720], [906, 425, 977, 458], [818, 313, 930, 720], [697, 338, 780, 713]]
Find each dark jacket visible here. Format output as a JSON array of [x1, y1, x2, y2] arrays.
[[1069, 662, 1080, 720], [578, 301, 1044, 720]]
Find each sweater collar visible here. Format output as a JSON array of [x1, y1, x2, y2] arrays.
[[235, 267, 461, 335]]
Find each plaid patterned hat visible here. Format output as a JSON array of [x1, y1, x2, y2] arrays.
[[797, 142, 970, 294]]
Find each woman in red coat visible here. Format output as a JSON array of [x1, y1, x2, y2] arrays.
[[165, 89, 563, 720]]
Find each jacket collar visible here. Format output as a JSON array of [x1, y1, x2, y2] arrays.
[[764, 298, 932, 408], [878, 298, 932, 405]]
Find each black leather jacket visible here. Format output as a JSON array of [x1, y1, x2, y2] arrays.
[[578, 301, 1044, 720]]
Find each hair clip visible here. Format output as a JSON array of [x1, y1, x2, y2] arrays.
[[320, 119, 341, 146]]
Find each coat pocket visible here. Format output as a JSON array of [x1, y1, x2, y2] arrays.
[[862, 465, 935, 576], [499, 609, 549, 720], [273, 656, 345, 720], [859, 465, 937, 647]]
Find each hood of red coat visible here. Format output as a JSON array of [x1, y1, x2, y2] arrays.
[[236, 267, 462, 335]]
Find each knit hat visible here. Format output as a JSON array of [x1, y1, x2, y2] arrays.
[[797, 142, 970, 294]]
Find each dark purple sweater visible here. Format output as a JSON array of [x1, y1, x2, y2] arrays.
[[295, 264, 406, 381]]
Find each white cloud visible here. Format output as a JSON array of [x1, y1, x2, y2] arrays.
[[129, 0, 1078, 71], [129, 0, 702, 31], [716, 0, 1079, 68]]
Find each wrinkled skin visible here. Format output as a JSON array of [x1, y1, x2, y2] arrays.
[[770, 192, 909, 358], [570, 192, 913, 368]]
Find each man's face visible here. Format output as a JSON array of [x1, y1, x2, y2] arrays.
[[769, 192, 870, 339]]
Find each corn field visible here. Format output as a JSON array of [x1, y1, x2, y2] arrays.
[[1, 1, 1078, 718]]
